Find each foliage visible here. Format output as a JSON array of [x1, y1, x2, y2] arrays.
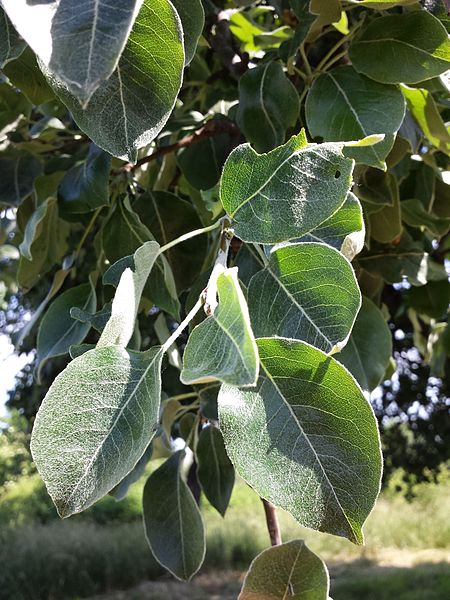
[[1, 0, 450, 595]]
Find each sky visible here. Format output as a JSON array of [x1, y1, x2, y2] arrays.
[[0, 334, 32, 418]]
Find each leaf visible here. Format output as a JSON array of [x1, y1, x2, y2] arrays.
[[2, 47, 55, 105], [181, 267, 259, 387], [0, 151, 43, 207], [220, 132, 354, 244], [98, 241, 160, 348], [143, 450, 206, 581], [349, 11, 450, 84], [306, 66, 405, 170], [336, 297, 392, 392], [218, 337, 382, 544], [109, 444, 152, 501], [2, 0, 144, 105], [0, 8, 25, 68], [408, 280, 450, 320], [239, 540, 329, 600], [401, 85, 450, 154], [346, 0, 416, 7], [401, 199, 450, 237], [237, 62, 300, 153], [40, 0, 185, 161], [31, 344, 164, 517], [170, 0, 205, 65], [355, 168, 395, 209], [134, 191, 207, 291], [71, 302, 112, 333], [369, 179, 402, 243], [0, 82, 31, 133], [36, 282, 97, 381], [248, 243, 361, 352], [58, 144, 111, 214], [17, 197, 70, 291], [299, 192, 365, 261], [279, 2, 315, 62], [196, 425, 235, 517]]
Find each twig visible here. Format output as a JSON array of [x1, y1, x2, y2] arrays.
[[261, 498, 282, 546], [115, 120, 240, 174]]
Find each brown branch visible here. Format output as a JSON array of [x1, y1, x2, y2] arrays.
[[115, 120, 240, 175], [261, 498, 282, 547]]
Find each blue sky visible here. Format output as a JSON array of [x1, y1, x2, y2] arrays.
[[0, 334, 32, 417]]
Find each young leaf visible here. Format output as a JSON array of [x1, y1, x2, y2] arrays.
[[0, 8, 25, 68], [300, 192, 365, 261], [196, 425, 235, 517], [36, 282, 97, 380], [98, 241, 160, 348], [239, 540, 329, 600], [306, 66, 405, 170], [181, 267, 259, 387], [220, 132, 354, 243], [2, 0, 144, 105], [337, 297, 393, 392], [40, 0, 185, 161], [143, 450, 206, 581], [218, 337, 383, 544], [248, 243, 361, 352], [237, 62, 300, 153], [31, 344, 164, 517], [349, 11, 450, 84], [170, 0, 205, 65]]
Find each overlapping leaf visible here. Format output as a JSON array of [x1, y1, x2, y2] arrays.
[[171, 0, 205, 65], [248, 243, 361, 352], [219, 337, 382, 544], [0, 8, 25, 68]]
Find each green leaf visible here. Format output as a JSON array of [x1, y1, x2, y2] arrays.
[[219, 337, 382, 544], [71, 302, 112, 333], [355, 168, 395, 209], [0, 8, 25, 68], [401, 85, 450, 154], [58, 145, 111, 214], [0, 82, 31, 132], [220, 132, 354, 244], [134, 191, 207, 291], [346, 0, 416, 7], [171, 0, 204, 65], [401, 199, 450, 237], [31, 344, 164, 517], [248, 243, 361, 352], [98, 241, 160, 348], [2, 0, 143, 105], [196, 425, 235, 517], [306, 66, 405, 170], [369, 179, 402, 243], [143, 450, 206, 581], [300, 192, 365, 261], [181, 267, 259, 386], [279, 2, 315, 62], [237, 62, 300, 153], [0, 151, 43, 207], [41, 0, 184, 161], [349, 11, 450, 84], [36, 282, 97, 381], [17, 197, 70, 291], [239, 540, 329, 600], [2, 47, 55, 105], [337, 297, 392, 392], [110, 444, 152, 501], [407, 280, 450, 320]]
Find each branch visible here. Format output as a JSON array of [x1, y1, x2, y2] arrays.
[[261, 498, 282, 547], [116, 120, 240, 174]]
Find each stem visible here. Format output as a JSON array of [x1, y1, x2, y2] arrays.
[[316, 35, 348, 72], [252, 243, 269, 267], [299, 44, 312, 77], [167, 392, 199, 403], [261, 499, 282, 547], [204, 220, 233, 315], [159, 220, 222, 255], [320, 48, 349, 72], [162, 297, 203, 353]]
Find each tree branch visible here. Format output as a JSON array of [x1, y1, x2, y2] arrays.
[[116, 120, 240, 174], [261, 498, 282, 547]]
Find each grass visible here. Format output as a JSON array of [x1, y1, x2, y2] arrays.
[[1, 474, 449, 599]]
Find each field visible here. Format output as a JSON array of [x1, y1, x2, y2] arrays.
[[1, 469, 449, 600]]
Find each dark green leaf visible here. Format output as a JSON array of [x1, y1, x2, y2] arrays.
[[407, 280, 450, 319], [3, 47, 55, 105], [0, 151, 43, 207], [171, 0, 205, 65], [0, 8, 25, 68]]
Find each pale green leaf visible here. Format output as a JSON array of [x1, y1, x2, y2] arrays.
[[196, 425, 235, 517], [41, 0, 184, 161], [171, 0, 204, 65], [237, 62, 300, 153], [2, 0, 143, 105], [98, 241, 160, 348], [349, 11, 450, 84], [143, 450, 206, 581], [239, 539, 329, 600], [306, 66, 405, 170], [37, 282, 97, 380], [345, 0, 417, 7], [337, 297, 392, 392], [218, 337, 382, 544], [220, 132, 354, 244], [248, 243, 361, 352], [181, 267, 259, 386], [31, 345, 164, 517]]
